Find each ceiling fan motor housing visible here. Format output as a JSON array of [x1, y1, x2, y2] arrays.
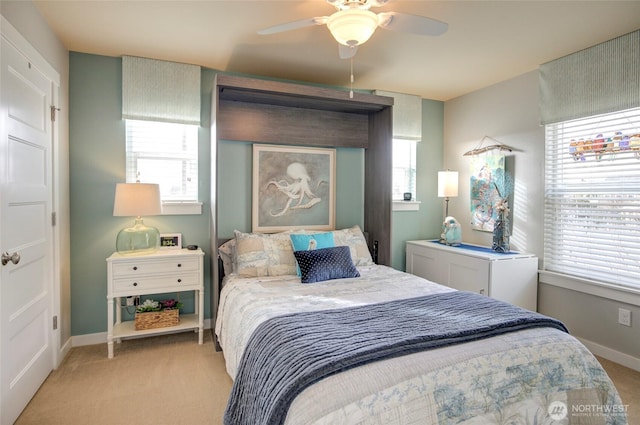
[[327, 9, 379, 46], [328, 0, 389, 10]]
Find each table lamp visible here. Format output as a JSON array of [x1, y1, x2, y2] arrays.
[[438, 170, 458, 217], [113, 183, 162, 255]]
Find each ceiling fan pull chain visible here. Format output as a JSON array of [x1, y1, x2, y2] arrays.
[[349, 57, 354, 99]]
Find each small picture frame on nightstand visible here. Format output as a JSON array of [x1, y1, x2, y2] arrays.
[[160, 233, 182, 250]]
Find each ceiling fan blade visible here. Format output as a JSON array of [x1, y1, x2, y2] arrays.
[[368, 0, 391, 7], [377, 12, 448, 36], [257, 17, 328, 35], [339, 44, 358, 59]]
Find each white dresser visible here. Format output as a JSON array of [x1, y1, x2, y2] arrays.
[[406, 240, 538, 311], [106, 248, 204, 358]]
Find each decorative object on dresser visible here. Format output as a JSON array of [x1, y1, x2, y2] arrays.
[[160, 233, 182, 249], [406, 240, 538, 311], [113, 182, 162, 255], [491, 170, 514, 252], [441, 216, 462, 246], [106, 248, 204, 358]]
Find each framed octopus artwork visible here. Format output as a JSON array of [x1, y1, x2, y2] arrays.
[[252, 144, 336, 233]]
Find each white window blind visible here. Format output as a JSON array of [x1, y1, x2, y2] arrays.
[[544, 106, 640, 289], [126, 120, 198, 202]]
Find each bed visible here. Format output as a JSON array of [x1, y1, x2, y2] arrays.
[[215, 226, 627, 425]]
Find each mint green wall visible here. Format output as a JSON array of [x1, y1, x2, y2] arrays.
[[391, 99, 444, 270], [69, 52, 444, 335], [69, 52, 212, 335]]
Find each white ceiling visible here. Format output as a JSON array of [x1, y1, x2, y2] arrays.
[[34, 0, 640, 101]]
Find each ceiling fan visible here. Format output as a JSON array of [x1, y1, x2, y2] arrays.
[[257, 0, 448, 59]]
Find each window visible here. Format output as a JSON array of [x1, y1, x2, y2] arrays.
[[544, 106, 640, 289], [392, 139, 417, 201], [125, 119, 198, 202]]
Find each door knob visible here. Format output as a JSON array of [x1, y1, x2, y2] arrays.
[[1, 251, 20, 266]]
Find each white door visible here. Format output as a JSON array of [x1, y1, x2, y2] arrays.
[[1, 28, 56, 425]]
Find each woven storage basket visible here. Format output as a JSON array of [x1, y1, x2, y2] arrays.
[[135, 309, 179, 330]]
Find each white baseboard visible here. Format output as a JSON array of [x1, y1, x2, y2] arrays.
[[71, 319, 212, 347], [60, 337, 72, 360], [53, 337, 73, 369], [72, 331, 107, 347], [578, 337, 640, 372]]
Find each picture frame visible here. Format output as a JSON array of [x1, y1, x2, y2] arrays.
[[252, 144, 336, 233], [159, 233, 182, 249], [470, 155, 506, 232]]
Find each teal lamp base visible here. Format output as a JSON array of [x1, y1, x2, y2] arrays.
[[441, 216, 462, 246], [116, 218, 160, 255]]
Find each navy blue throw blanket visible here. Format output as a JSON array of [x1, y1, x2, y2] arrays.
[[224, 291, 568, 425]]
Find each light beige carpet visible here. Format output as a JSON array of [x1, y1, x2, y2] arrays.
[[16, 332, 232, 425], [15, 333, 639, 425], [596, 356, 640, 423]]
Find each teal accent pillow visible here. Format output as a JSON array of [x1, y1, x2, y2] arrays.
[[293, 246, 360, 284], [290, 232, 335, 276]]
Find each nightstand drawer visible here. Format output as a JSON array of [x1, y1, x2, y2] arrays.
[[112, 272, 200, 293], [111, 257, 199, 278]]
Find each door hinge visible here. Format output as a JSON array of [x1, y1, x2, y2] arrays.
[[51, 212, 56, 226], [53, 315, 58, 330], [50, 105, 60, 122]]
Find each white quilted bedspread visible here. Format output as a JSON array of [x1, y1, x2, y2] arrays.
[[215, 265, 627, 425]]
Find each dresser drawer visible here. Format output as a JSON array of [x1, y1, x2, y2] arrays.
[[111, 257, 199, 278], [112, 272, 200, 294]]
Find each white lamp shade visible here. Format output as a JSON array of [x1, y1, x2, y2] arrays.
[[438, 171, 459, 198], [113, 183, 162, 217], [327, 9, 379, 46]]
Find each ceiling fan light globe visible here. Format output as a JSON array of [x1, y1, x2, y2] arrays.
[[327, 9, 378, 47]]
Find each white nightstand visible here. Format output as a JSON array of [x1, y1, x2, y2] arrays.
[[406, 240, 538, 311], [106, 248, 204, 358]]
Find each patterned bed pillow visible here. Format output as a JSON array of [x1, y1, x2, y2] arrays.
[[234, 230, 297, 277], [218, 238, 236, 276], [331, 225, 374, 266], [293, 246, 360, 284]]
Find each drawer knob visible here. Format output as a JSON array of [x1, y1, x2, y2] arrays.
[[133, 282, 138, 286], [177, 279, 182, 283], [177, 263, 182, 268], [132, 266, 138, 271]]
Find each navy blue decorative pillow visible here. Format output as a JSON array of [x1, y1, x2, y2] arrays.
[[293, 246, 360, 284]]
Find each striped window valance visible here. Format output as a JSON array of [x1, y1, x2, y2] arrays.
[[539, 30, 640, 125], [122, 56, 201, 125], [374, 90, 422, 141]]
